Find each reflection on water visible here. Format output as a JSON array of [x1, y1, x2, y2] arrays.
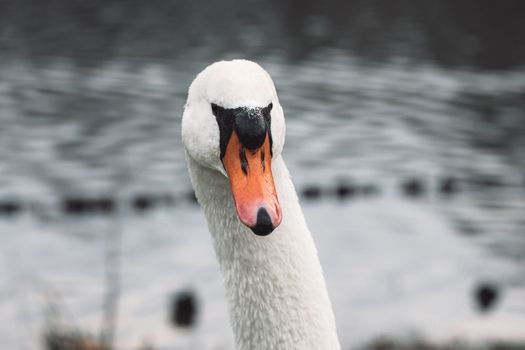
[[1, 52, 524, 233], [0, 51, 525, 349]]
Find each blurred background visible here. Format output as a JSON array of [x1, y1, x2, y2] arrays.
[[1, 0, 524, 349]]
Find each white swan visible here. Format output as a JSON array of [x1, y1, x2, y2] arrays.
[[182, 59, 340, 350]]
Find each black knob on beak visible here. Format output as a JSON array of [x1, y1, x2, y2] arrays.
[[234, 109, 267, 151]]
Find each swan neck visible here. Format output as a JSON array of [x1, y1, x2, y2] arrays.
[[187, 154, 340, 350]]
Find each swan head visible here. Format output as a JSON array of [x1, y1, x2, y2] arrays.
[[182, 60, 285, 236]]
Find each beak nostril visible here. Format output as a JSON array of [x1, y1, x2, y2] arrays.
[[251, 208, 274, 236]]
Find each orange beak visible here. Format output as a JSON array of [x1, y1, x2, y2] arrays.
[[222, 131, 282, 235]]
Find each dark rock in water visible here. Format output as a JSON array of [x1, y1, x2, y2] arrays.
[[62, 197, 115, 215], [0, 201, 22, 216], [475, 282, 500, 312], [133, 195, 154, 211], [401, 178, 425, 197], [335, 183, 355, 199], [302, 186, 321, 200], [440, 177, 459, 196], [170, 290, 198, 328], [62, 198, 89, 214], [97, 198, 115, 213], [133, 194, 176, 210]]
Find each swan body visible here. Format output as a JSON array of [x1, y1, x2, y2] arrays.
[[182, 60, 340, 350]]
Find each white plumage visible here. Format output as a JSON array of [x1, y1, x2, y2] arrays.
[[182, 59, 340, 350]]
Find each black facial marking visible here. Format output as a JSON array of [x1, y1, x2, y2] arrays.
[[211, 102, 273, 160], [263, 103, 273, 156], [239, 147, 248, 175], [211, 103, 235, 160], [261, 150, 265, 172]]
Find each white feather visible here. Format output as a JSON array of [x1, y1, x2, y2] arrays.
[[182, 60, 341, 350]]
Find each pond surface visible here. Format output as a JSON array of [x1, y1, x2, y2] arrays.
[[0, 51, 524, 349]]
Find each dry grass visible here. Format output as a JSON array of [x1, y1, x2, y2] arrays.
[[44, 328, 525, 350], [44, 329, 156, 350], [44, 329, 106, 350], [359, 337, 525, 350]]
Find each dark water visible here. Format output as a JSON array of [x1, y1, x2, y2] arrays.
[[1, 50, 525, 349], [1, 52, 524, 227], [3, 1, 525, 70]]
